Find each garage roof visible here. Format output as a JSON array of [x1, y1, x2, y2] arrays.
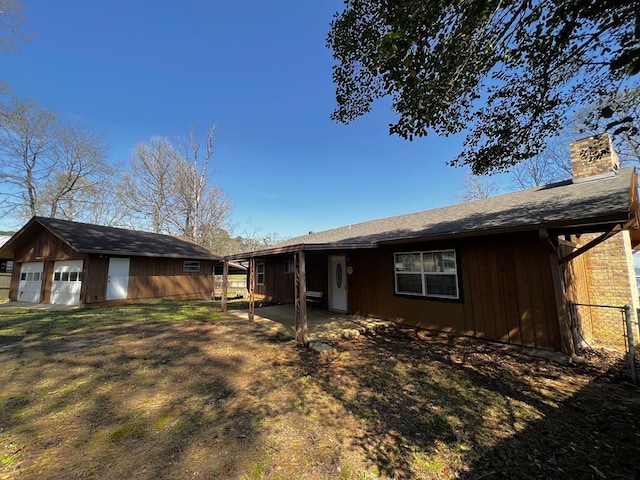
[[0, 217, 222, 260]]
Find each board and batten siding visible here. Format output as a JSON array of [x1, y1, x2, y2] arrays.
[[7, 223, 216, 304], [83, 255, 109, 304], [257, 253, 327, 307], [346, 231, 561, 351], [9, 225, 84, 303], [126, 257, 214, 301]]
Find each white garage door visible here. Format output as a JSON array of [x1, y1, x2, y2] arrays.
[[51, 260, 84, 305], [18, 262, 44, 303]]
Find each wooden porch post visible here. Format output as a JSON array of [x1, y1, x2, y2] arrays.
[[221, 260, 229, 312], [294, 250, 309, 346], [541, 229, 575, 356], [248, 257, 255, 322]]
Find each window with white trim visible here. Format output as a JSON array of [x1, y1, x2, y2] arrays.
[[183, 261, 201, 273], [256, 262, 265, 285], [394, 250, 459, 299]]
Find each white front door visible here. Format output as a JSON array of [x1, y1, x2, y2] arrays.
[[106, 258, 130, 301], [329, 255, 347, 312], [51, 260, 84, 305], [18, 262, 44, 303]]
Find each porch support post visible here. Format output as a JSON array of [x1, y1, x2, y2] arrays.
[[221, 260, 229, 312], [294, 250, 309, 346], [542, 229, 575, 356], [248, 257, 255, 322]]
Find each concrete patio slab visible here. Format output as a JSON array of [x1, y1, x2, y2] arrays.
[[225, 304, 392, 343]]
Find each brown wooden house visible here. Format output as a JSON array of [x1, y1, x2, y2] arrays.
[[224, 134, 640, 354], [0, 217, 222, 305]]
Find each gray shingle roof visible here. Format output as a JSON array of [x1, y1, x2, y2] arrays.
[[2, 217, 221, 260], [275, 166, 636, 248]]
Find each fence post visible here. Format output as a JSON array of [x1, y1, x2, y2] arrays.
[[624, 305, 637, 385]]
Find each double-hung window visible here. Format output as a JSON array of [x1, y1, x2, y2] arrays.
[[394, 250, 459, 299], [256, 262, 265, 286]]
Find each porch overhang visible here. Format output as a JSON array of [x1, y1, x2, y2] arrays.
[[223, 242, 378, 262]]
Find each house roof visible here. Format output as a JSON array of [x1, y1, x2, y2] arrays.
[[226, 166, 639, 259], [0, 217, 222, 260]]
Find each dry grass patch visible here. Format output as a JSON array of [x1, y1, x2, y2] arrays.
[[0, 300, 638, 479]]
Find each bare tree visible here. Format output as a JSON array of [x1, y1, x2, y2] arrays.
[[0, 97, 58, 218], [170, 125, 216, 241], [459, 170, 501, 202], [119, 127, 232, 249], [119, 137, 178, 232], [0, 0, 31, 53], [510, 136, 572, 189], [0, 97, 113, 222], [41, 123, 111, 219]]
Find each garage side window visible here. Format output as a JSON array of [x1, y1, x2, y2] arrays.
[[394, 250, 459, 299], [256, 262, 265, 286], [183, 261, 201, 273]]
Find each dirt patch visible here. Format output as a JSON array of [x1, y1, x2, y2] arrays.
[[0, 302, 638, 479]]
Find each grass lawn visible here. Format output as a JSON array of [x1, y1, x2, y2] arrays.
[[0, 300, 639, 479]]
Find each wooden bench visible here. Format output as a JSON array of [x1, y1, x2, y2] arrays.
[[306, 291, 323, 309]]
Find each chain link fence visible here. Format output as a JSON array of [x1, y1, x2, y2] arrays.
[[568, 302, 637, 383]]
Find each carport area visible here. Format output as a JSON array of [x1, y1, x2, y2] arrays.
[[226, 304, 392, 344]]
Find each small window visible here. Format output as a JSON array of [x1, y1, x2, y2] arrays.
[[33, 272, 41, 282], [20, 272, 26, 281], [0, 260, 12, 273], [61, 272, 69, 281], [256, 262, 265, 286], [78, 271, 83, 282], [54, 272, 61, 281], [27, 272, 34, 281], [394, 250, 459, 299], [284, 259, 293, 273], [184, 261, 200, 273], [70, 271, 78, 281]]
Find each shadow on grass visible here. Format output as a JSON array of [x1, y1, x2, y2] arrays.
[[0, 302, 283, 479], [291, 329, 640, 479], [2, 302, 638, 479]]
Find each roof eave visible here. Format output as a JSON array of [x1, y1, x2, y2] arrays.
[[224, 242, 378, 261], [225, 213, 633, 260], [79, 248, 221, 261]]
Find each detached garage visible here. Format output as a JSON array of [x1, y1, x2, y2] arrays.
[[0, 217, 223, 305]]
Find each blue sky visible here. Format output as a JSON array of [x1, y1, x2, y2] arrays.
[[1, 0, 490, 238]]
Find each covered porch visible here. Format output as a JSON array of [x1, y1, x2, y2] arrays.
[[225, 303, 391, 344], [222, 245, 376, 346]]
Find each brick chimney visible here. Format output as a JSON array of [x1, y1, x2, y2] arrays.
[[570, 133, 619, 182]]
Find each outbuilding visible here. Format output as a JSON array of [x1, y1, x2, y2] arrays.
[[0, 217, 222, 305]]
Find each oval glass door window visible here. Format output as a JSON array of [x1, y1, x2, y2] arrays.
[[336, 262, 343, 288]]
